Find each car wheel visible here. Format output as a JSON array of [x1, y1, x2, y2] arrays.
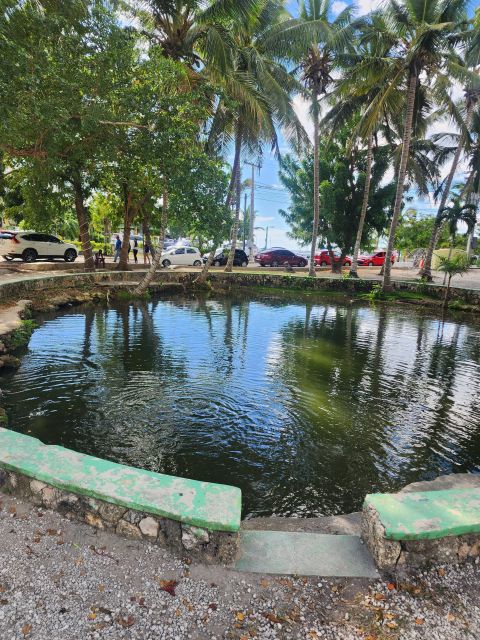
[[3, 256, 13, 262], [272, 260, 279, 267], [64, 249, 77, 262], [344, 261, 351, 266], [241, 260, 248, 267], [22, 249, 37, 263], [162, 259, 171, 268], [193, 260, 201, 267], [214, 260, 221, 267], [300, 259, 307, 267], [320, 261, 328, 267], [368, 261, 373, 267]]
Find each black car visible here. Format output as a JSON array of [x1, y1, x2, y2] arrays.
[[204, 248, 249, 267]]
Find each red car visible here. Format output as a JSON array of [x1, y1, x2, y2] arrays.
[[255, 248, 308, 267], [314, 250, 352, 267], [357, 250, 395, 267]]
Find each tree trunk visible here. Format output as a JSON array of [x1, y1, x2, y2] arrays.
[[350, 133, 374, 278], [309, 97, 320, 277], [382, 70, 417, 292], [72, 174, 95, 273], [419, 101, 474, 280], [443, 275, 452, 310], [133, 185, 168, 296], [225, 128, 243, 273], [143, 209, 155, 259], [118, 184, 132, 271]]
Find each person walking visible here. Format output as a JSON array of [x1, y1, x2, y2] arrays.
[[133, 238, 139, 264], [144, 241, 151, 265], [113, 235, 122, 262]]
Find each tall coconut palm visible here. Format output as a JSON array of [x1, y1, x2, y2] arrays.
[[218, 0, 308, 273], [347, 0, 471, 292], [276, 0, 355, 277], [419, 13, 480, 280]]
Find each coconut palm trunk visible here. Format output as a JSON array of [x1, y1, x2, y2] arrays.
[[225, 124, 243, 273], [350, 133, 373, 278], [308, 97, 320, 277], [72, 173, 95, 273], [133, 185, 168, 296], [382, 70, 417, 292], [419, 102, 474, 280]]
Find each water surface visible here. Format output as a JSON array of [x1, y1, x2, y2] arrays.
[[3, 294, 480, 517]]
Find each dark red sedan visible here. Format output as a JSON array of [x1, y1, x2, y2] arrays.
[[314, 250, 352, 267], [357, 250, 395, 267], [255, 248, 308, 267]]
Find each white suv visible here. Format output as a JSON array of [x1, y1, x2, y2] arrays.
[[0, 231, 78, 263]]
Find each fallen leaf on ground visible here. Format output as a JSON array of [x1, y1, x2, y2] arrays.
[[386, 582, 396, 591], [156, 579, 178, 597], [386, 621, 398, 629], [117, 615, 134, 628], [260, 579, 269, 588], [446, 613, 456, 622], [98, 584, 105, 593], [21, 624, 32, 637], [438, 568, 446, 577], [373, 593, 386, 601], [415, 618, 425, 625], [235, 612, 246, 622]]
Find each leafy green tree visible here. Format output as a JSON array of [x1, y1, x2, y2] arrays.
[[279, 128, 395, 272], [0, 0, 125, 270]]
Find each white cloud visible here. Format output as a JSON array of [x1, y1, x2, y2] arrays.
[[292, 94, 313, 142], [331, 1, 348, 15], [256, 216, 275, 223], [355, 0, 384, 16]]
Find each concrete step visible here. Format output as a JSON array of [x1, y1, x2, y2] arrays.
[[235, 530, 379, 578]]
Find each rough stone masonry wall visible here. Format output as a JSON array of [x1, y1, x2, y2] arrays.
[[0, 469, 239, 566], [362, 502, 480, 574]]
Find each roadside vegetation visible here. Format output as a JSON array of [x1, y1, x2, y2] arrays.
[[0, 0, 478, 293]]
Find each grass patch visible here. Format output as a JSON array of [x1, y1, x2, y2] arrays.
[[114, 289, 151, 301], [9, 319, 38, 348]]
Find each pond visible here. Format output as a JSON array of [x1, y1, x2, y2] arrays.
[[2, 294, 480, 518]]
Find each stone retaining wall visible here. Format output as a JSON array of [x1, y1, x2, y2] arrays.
[[362, 500, 480, 573], [1, 269, 479, 307], [0, 469, 238, 565]]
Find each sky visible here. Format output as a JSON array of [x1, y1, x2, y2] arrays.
[[237, 0, 474, 252]]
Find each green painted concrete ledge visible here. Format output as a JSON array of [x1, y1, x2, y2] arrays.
[[0, 428, 241, 532], [365, 489, 480, 541]]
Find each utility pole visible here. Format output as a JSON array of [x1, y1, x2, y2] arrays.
[[243, 192, 247, 251], [244, 160, 260, 259]]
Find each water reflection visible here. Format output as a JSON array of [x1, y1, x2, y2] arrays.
[[2, 295, 480, 517]]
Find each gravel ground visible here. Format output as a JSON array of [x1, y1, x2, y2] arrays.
[[1, 493, 479, 640]]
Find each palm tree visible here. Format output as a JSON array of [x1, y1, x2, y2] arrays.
[[281, 0, 355, 277], [437, 254, 471, 309], [435, 195, 476, 283], [419, 89, 479, 280], [346, 0, 471, 292], [219, 0, 308, 273]]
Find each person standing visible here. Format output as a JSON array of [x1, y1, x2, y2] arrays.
[[113, 234, 122, 262], [144, 241, 150, 265], [133, 238, 139, 264]]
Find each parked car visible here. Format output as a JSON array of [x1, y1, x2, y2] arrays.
[[0, 231, 78, 263], [254, 248, 308, 267], [357, 250, 395, 267], [203, 248, 249, 267], [314, 250, 352, 267], [161, 246, 202, 268]]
